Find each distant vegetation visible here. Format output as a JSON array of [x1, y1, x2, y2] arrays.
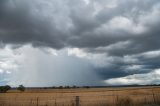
[[41, 85, 89, 89], [0, 85, 26, 93], [0, 85, 11, 93], [17, 85, 25, 92]]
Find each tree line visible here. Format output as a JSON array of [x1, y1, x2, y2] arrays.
[[0, 85, 25, 93]]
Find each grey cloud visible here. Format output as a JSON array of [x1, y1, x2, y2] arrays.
[[0, 0, 160, 85], [94, 50, 160, 80], [0, 0, 159, 50], [0, 0, 67, 49]]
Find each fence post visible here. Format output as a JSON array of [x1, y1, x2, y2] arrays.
[[37, 97, 39, 106], [75, 96, 80, 106], [55, 99, 57, 106]]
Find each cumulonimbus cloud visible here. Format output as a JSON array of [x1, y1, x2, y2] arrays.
[[0, 0, 160, 86]]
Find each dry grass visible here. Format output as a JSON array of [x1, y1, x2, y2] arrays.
[[0, 86, 160, 106]]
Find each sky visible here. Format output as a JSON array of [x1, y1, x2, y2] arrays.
[[0, 0, 160, 87]]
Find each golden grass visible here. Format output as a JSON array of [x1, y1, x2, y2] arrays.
[[0, 86, 160, 106]]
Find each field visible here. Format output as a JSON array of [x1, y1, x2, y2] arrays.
[[0, 86, 160, 106]]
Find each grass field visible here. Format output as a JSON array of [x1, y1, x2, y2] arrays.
[[0, 86, 160, 106]]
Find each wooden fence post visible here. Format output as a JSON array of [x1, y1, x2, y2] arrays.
[[37, 97, 39, 106], [75, 96, 80, 106]]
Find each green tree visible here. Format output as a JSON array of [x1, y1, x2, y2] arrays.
[[0, 85, 11, 93], [17, 85, 25, 92]]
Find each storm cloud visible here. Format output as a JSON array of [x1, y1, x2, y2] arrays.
[[0, 0, 160, 86]]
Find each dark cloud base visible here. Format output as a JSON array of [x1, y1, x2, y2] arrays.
[[0, 0, 160, 85]]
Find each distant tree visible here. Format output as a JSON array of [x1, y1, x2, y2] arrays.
[[58, 86, 63, 89], [17, 85, 25, 92], [83, 86, 90, 89], [0, 85, 11, 93], [52, 86, 56, 89], [64, 86, 70, 89], [72, 85, 77, 88]]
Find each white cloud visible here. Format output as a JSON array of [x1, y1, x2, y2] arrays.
[[95, 40, 132, 52], [68, 48, 87, 58], [67, 48, 112, 68], [6, 71, 11, 74], [123, 65, 145, 71], [0, 69, 4, 74], [141, 50, 160, 59], [0, 46, 21, 74], [108, 16, 147, 34], [83, 0, 90, 4]]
